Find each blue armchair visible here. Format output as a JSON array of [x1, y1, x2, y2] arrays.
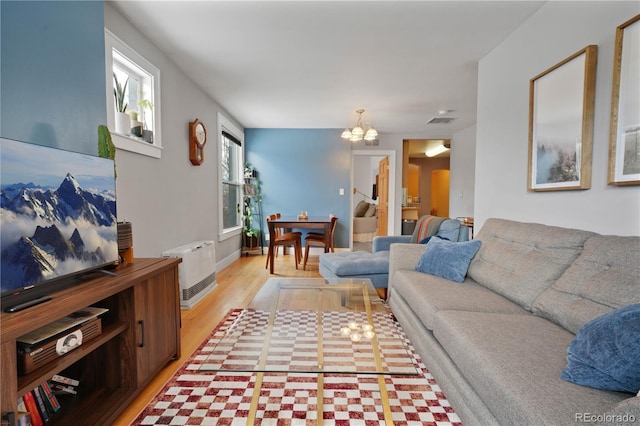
[[319, 217, 469, 291]]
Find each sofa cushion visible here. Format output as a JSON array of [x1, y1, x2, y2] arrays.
[[319, 250, 389, 276], [415, 238, 481, 283], [432, 311, 630, 425], [392, 270, 527, 330], [562, 304, 640, 394], [353, 200, 370, 217], [468, 218, 594, 310], [533, 235, 640, 333]]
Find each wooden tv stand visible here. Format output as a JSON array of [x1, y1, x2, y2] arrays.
[[0, 258, 182, 426]]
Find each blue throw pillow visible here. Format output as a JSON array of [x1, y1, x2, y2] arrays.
[[415, 238, 481, 283], [436, 219, 462, 242], [562, 304, 640, 393], [419, 235, 449, 244]]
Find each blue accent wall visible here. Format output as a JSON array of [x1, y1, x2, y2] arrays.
[[245, 129, 351, 248], [1, 1, 106, 154]]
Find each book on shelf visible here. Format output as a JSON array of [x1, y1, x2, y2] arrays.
[[17, 396, 27, 414], [51, 383, 77, 395], [16, 397, 30, 426], [40, 381, 60, 412], [16, 412, 31, 426], [21, 390, 43, 426], [31, 387, 51, 424], [18, 381, 63, 425], [51, 374, 79, 387]]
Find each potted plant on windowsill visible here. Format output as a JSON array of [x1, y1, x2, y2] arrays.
[[128, 110, 143, 138], [113, 73, 130, 135], [138, 97, 154, 143]]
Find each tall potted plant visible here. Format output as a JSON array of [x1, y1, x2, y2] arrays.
[[242, 201, 260, 249], [113, 73, 130, 135]]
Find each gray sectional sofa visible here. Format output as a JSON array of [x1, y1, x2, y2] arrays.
[[387, 218, 640, 425]]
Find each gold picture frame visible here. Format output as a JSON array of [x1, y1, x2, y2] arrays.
[[608, 14, 640, 186], [528, 45, 597, 191]]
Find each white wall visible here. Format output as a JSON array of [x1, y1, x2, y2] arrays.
[[450, 124, 476, 219], [353, 156, 384, 204], [104, 4, 243, 263], [353, 156, 377, 204], [475, 1, 640, 236]]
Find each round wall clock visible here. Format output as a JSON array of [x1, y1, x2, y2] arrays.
[[189, 118, 207, 165]]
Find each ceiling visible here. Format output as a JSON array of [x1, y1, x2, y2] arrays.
[[111, 1, 544, 139]]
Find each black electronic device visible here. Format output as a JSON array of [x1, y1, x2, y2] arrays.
[[17, 318, 103, 375]]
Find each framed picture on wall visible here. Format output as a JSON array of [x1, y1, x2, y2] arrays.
[[244, 183, 256, 196], [528, 45, 597, 191], [608, 14, 640, 186]]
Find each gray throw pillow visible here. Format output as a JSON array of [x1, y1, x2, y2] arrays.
[[364, 204, 377, 217], [353, 201, 369, 217]]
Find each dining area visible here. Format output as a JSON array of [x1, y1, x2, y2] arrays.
[[265, 213, 338, 274]]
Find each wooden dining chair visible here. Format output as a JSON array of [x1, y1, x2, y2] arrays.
[[303, 216, 338, 270], [274, 213, 303, 258], [306, 216, 338, 252], [265, 214, 302, 270]]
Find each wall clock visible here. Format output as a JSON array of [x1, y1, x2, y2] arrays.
[[189, 118, 207, 165]]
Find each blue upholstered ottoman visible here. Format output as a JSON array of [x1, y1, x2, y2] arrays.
[[319, 251, 390, 289]]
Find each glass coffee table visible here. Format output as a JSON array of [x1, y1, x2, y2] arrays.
[[199, 277, 418, 375], [199, 278, 421, 424]]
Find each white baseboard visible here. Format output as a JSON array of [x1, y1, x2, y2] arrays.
[[218, 249, 241, 272]]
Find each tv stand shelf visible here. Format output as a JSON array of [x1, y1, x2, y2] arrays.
[[1, 258, 182, 426], [16, 321, 129, 395]]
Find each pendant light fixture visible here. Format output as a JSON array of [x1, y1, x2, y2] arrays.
[[341, 109, 378, 142]]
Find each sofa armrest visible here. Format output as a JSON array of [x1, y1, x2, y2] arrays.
[[372, 235, 412, 252], [388, 243, 426, 293]]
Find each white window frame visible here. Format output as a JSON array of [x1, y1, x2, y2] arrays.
[[104, 29, 162, 158], [218, 112, 244, 241]]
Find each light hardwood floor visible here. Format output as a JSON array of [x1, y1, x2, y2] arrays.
[[114, 250, 323, 425]]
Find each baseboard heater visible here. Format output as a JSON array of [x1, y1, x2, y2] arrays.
[[162, 240, 217, 309]]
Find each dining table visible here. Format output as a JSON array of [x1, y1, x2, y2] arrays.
[[267, 215, 334, 274]]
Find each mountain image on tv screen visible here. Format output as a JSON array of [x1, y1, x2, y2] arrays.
[[1, 138, 118, 294]]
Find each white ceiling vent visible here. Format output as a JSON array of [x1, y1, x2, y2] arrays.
[[427, 116, 456, 124]]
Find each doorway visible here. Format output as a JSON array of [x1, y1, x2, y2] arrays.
[[402, 140, 450, 218], [351, 150, 396, 249]]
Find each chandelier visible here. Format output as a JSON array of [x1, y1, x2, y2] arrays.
[[341, 109, 378, 142]]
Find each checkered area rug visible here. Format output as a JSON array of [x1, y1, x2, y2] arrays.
[[200, 309, 418, 375], [132, 309, 462, 426]]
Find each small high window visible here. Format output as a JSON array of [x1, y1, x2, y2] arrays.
[[105, 29, 162, 158]]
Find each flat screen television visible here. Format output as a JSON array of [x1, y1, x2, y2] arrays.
[[1, 137, 118, 312]]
